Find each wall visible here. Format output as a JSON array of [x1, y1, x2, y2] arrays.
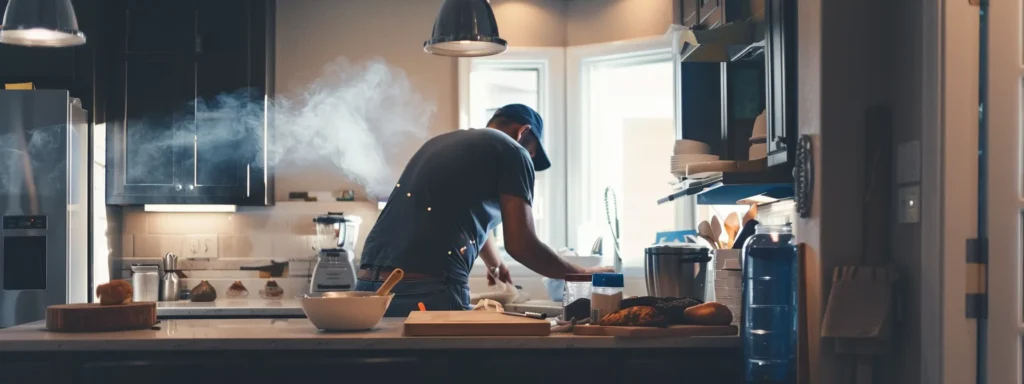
[[565, 0, 675, 46], [796, 0, 906, 381]]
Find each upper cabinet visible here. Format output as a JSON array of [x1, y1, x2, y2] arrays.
[[676, 0, 794, 168], [105, 0, 274, 206]]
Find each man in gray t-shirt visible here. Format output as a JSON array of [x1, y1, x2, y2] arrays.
[[356, 104, 607, 316]]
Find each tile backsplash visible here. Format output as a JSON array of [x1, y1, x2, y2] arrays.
[[116, 202, 381, 291]]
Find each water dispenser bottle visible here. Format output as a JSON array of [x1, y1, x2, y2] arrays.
[[741, 224, 798, 383]]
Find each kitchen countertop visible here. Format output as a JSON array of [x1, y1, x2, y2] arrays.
[[157, 298, 305, 318], [0, 318, 738, 352]]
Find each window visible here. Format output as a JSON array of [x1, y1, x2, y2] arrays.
[[459, 39, 684, 272], [567, 38, 677, 268], [459, 47, 566, 257]]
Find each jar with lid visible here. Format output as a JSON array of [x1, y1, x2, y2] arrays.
[[590, 273, 624, 322], [561, 274, 592, 320], [741, 224, 797, 383]]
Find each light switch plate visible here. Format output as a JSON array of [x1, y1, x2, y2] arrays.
[[185, 235, 218, 258], [898, 185, 921, 224], [897, 140, 921, 184]]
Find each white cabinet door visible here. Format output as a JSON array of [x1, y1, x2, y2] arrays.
[[986, 0, 1024, 382]]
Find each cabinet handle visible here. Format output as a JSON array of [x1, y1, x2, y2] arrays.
[[188, 184, 195, 191], [175, 184, 183, 191], [774, 136, 788, 150]]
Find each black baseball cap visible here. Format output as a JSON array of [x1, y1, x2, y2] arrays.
[[492, 104, 551, 171]]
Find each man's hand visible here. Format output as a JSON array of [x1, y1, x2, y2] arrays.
[[487, 263, 513, 286], [585, 266, 616, 274]]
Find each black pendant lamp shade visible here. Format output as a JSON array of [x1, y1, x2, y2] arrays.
[[424, 0, 506, 57], [0, 0, 86, 47]]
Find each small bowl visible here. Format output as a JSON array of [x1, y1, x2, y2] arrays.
[[300, 291, 393, 331], [673, 139, 712, 155], [749, 143, 768, 160]]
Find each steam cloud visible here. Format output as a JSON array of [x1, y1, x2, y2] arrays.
[[129, 57, 436, 198]]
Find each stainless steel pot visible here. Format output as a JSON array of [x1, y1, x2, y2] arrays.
[[644, 244, 711, 300]]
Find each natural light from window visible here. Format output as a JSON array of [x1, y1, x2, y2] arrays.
[[578, 57, 675, 267], [467, 67, 548, 252]]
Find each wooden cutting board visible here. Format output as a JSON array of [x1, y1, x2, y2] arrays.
[[573, 324, 738, 338], [46, 302, 157, 333], [403, 311, 551, 337]]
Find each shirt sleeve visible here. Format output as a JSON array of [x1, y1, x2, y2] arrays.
[[497, 143, 536, 205]]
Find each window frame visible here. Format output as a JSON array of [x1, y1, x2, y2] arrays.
[[457, 47, 568, 256]]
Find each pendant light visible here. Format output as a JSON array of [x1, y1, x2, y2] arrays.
[[424, 0, 506, 57], [0, 0, 86, 47]]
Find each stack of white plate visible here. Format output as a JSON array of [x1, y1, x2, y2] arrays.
[[671, 139, 715, 178]]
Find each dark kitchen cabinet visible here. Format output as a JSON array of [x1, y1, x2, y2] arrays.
[[105, 0, 273, 205], [763, 0, 796, 166]]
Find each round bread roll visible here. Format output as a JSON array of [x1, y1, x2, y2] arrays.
[[682, 302, 733, 325], [96, 280, 133, 305]]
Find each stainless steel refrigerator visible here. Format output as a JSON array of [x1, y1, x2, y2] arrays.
[[0, 90, 89, 328]]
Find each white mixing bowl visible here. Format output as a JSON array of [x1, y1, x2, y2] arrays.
[[301, 291, 393, 331]]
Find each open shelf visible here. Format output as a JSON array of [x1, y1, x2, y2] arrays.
[[657, 167, 794, 206]]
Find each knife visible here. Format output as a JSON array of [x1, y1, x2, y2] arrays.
[[502, 311, 547, 320]]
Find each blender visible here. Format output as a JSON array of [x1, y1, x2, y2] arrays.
[[310, 212, 361, 293]]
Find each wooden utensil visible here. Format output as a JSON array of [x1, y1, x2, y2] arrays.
[[375, 268, 405, 296], [46, 302, 157, 333], [710, 216, 724, 248], [742, 204, 758, 226], [403, 311, 550, 336], [724, 212, 740, 248], [573, 324, 737, 338], [697, 221, 717, 249]]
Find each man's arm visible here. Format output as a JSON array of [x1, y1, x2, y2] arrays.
[[499, 194, 587, 278], [479, 233, 512, 285]]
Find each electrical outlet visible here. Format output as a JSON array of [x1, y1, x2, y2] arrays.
[[185, 235, 219, 258]]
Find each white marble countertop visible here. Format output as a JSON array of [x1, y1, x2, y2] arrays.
[[0, 318, 739, 352], [156, 298, 304, 318]]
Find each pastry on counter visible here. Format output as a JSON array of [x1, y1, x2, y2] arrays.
[[620, 296, 703, 325], [472, 299, 504, 312], [96, 280, 133, 305], [190, 280, 217, 302], [259, 280, 284, 299], [226, 281, 249, 298], [682, 302, 733, 326], [597, 306, 668, 327]]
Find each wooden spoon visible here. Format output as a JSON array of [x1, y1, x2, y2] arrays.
[[724, 212, 740, 248], [697, 221, 717, 249], [742, 204, 758, 226], [710, 216, 724, 248], [375, 268, 405, 296]]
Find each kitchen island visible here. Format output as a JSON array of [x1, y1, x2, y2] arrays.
[[0, 318, 741, 383]]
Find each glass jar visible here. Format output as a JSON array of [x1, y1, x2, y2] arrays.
[[741, 224, 798, 383], [590, 273, 624, 322], [561, 274, 592, 320]]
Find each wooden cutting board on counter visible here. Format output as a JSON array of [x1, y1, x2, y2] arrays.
[[403, 311, 551, 337], [573, 324, 738, 338], [46, 302, 157, 333]]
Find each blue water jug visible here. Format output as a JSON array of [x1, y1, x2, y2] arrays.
[[741, 224, 798, 383]]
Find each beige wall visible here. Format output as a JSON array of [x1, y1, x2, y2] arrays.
[[565, 0, 675, 46]]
